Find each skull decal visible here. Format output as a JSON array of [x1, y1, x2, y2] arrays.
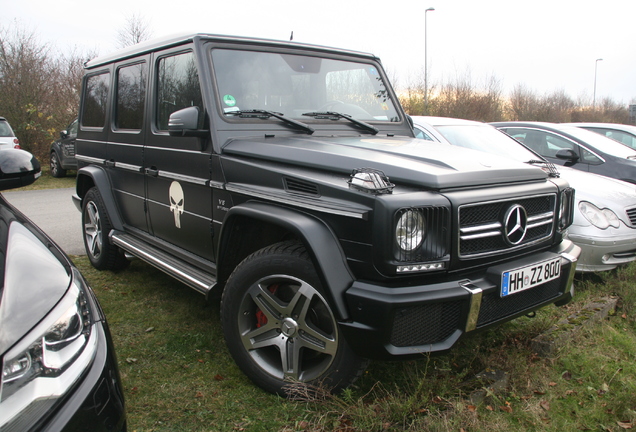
[[169, 181, 184, 228]]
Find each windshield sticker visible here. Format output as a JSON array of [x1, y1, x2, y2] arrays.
[[223, 94, 237, 107]]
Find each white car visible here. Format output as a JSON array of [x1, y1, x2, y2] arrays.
[[412, 116, 636, 272], [564, 122, 636, 151], [0, 117, 20, 149]]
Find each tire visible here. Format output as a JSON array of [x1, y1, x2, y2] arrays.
[[82, 187, 129, 271], [221, 241, 367, 396], [50, 152, 66, 178]]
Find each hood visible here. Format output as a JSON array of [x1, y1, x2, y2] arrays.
[[0, 220, 71, 354], [558, 166, 636, 212], [222, 135, 548, 189]]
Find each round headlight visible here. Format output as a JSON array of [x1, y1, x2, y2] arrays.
[[396, 210, 426, 251]]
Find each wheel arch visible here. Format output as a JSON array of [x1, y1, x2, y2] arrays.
[[75, 165, 124, 231], [218, 201, 354, 320]]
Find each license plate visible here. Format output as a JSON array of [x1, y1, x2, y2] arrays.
[[501, 257, 561, 297]]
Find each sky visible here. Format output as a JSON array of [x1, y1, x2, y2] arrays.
[[3, 0, 635, 105]]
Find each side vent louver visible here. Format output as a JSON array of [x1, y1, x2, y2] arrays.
[[284, 177, 320, 196]]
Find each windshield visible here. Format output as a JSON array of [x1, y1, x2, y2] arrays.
[[435, 124, 539, 162], [557, 125, 636, 158], [211, 49, 400, 122]]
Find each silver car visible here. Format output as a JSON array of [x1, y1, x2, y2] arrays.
[[0, 117, 20, 150], [565, 122, 636, 150], [412, 116, 636, 272]]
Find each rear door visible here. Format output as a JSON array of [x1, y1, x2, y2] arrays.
[[107, 57, 150, 232]]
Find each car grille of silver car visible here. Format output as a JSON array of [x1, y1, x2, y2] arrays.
[[626, 206, 636, 227]]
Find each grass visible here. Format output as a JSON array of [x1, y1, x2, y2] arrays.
[[70, 254, 636, 432]]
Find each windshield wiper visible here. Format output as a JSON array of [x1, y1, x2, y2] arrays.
[[302, 111, 379, 135], [226, 109, 314, 135], [525, 159, 560, 178]]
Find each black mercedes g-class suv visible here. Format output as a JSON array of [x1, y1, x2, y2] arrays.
[[73, 33, 580, 395]]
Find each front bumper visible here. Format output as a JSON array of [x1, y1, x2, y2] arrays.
[[340, 240, 580, 360], [569, 231, 636, 272]]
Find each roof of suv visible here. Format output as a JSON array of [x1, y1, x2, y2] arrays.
[[86, 33, 379, 69]]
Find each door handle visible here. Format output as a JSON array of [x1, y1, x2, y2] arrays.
[[145, 167, 159, 177]]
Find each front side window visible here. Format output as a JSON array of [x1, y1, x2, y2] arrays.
[[603, 130, 636, 148], [82, 72, 110, 128], [544, 133, 576, 158], [413, 127, 434, 141], [116, 62, 147, 130], [212, 49, 400, 122], [156, 52, 203, 131], [67, 119, 79, 137]]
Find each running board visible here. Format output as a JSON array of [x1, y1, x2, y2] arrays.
[[109, 231, 216, 296]]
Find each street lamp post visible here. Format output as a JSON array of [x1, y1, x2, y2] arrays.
[[424, 7, 435, 114], [593, 58, 603, 108]]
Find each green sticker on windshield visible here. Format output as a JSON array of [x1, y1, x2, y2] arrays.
[[223, 94, 237, 107]]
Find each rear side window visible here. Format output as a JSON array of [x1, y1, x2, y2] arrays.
[[0, 121, 14, 137], [116, 62, 147, 130], [82, 72, 110, 127], [156, 52, 203, 131]]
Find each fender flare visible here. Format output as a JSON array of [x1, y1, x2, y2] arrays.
[[219, 201, 354, 320], [75, 165, 124, 231]]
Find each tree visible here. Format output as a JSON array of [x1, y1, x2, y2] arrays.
[[0, 23, 92, 160], [116, 14, 153, 48]]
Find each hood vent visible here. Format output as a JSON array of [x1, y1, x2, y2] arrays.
[[284, 177, 320, 196]]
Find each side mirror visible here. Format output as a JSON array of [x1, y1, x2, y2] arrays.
[[555, 148, 579, 162], [168, 106, 208, 137], [0, 149, 41, 191]]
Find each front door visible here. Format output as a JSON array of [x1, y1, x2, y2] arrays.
[[144, 48, 215, 261]]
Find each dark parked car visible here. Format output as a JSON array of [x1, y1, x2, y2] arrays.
[[491, 121, 636, 184], [73, 33, 579, 396], [565, 122, 636, 150], [0, 117, 20, 150], [50, 118, 78, 177], [0, 149, 126, 431]]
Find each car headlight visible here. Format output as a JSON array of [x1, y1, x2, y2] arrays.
[[396, 209, 426, 251], [0, 268, 98, 429], [579, 201, 621, 229]]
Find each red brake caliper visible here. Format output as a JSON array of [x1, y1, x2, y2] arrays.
[[255, 284, 278, 328]]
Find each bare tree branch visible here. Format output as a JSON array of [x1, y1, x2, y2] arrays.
[[116, 13, 153, 48]]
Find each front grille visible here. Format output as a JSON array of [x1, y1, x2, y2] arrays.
[[390, 301, 462, 347], [626, 206, 636, 226], [476, 278, 562, 328], [459, 194, 556, 257]]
